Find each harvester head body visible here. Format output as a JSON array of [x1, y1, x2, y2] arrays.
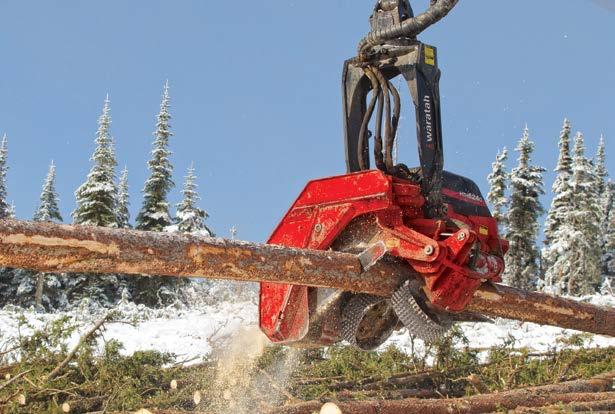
[[259, 170, 507, 349]]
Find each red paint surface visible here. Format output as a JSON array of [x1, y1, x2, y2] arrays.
[[259, 170, 506, 343]]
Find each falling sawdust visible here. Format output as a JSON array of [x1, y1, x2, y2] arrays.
[[206, 326, 301, 414]]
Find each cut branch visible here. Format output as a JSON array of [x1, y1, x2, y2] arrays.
[[0, 369, 32, 392], [47, 312, 111, 380], [0, 220, 613, 337]]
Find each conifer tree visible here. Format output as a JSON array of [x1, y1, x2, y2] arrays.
[[604, 181, 615, 276], [595, 135, 608, 195], [175, 164, 214, 236], [30, 162, 63, 307], [117, 167, 131, 229], [72, 96, 118, 227], [136, 81, 174, 231], [0, 134, 11, 219], [487, 148, 508, 231], [546, 132, 602, 295], [33, 161, 63, 223], [68, 96, 121, 308], [132, 82, 184, 306], [544, 119, 573, 246], [503, 126, 545, 290], [595, 135, 610, 275]]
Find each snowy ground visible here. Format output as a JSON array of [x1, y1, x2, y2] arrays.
[[1, 290, 613, 364]]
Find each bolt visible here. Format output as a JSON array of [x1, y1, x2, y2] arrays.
[[314, 223, 323, 233], [424, 245, 434, 255], [457, 232, 467, 241]]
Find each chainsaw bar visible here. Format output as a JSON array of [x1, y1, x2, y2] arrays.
[[390, 282, 451, 343]]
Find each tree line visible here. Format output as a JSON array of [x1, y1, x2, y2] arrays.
[[0, 82, 214, 309], [487, 120, 614, 296], [0, 103, 612, 309]]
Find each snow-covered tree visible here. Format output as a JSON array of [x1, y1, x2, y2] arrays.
[[0, 134, 11, 219], [487, 148, 508, 232], [543, 119, 573, 246], [595, 135, 611, 276], [546, 132, 602, 295], [67, 96, 122, 309], [33, 161, 63, 223], [117, 167, 131, 229], [9, 162, 65, 308], [595, 135, 608, 195], [603, 181, 615, 276], [175, 164, 214, 236], [503, 126, 545, 290], [72, 96, 118, 227], [136, 81, 175, 231]]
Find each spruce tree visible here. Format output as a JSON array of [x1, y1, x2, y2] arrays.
[[547, 132, 602, 295], [594, 135, 608, 195], [132, 82, 183, 306], [544, 119, 573, 246], [175, 164, 214, 236], [29, 162, 63, 307], [136, 81, 174, 231], [595, 135, 610, 275], [72, 96, 118, 227], [117, 167, 131, 229], [604, 181, 615, 277], [68, 96, 121, 308], [503, 126, 545, 290], [0, 134, 11, 219], [34, 161, 63, 222], [487, 148, 508, 232]]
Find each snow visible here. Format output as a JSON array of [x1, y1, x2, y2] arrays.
[[0, 293, 613, 364], [0, 297, 257, 364]]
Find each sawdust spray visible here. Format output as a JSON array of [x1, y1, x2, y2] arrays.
[[208, 326, 301, 414]]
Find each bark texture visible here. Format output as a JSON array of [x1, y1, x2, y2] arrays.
[[0, 220, 613, 336]]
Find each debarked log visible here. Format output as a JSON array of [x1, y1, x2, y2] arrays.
[[0, 220, 613, 337]]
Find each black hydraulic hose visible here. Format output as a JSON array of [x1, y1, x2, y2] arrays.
[[373, 68, 394, 173], [387, 79, 401, 169], [373, 89, 386, 171], [358, 0, 459, 56], [358, 68, 381, 170]]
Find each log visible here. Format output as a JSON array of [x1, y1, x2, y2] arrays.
[[0, 220, 402, 297], [273, 372, 615, 414], [0, 220, 613, 337], [504, 395, 615, 413], [466, 283, 615, 337]]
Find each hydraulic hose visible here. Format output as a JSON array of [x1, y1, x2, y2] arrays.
[[358, 0, 459, 56]]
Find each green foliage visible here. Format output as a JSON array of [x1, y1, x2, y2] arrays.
[[2, 320, 614, 413], [0, 317, 176, 413], [290, 329, 614, 402]]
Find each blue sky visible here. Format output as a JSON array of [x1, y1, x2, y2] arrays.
[[1, 1, 614, 242]]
